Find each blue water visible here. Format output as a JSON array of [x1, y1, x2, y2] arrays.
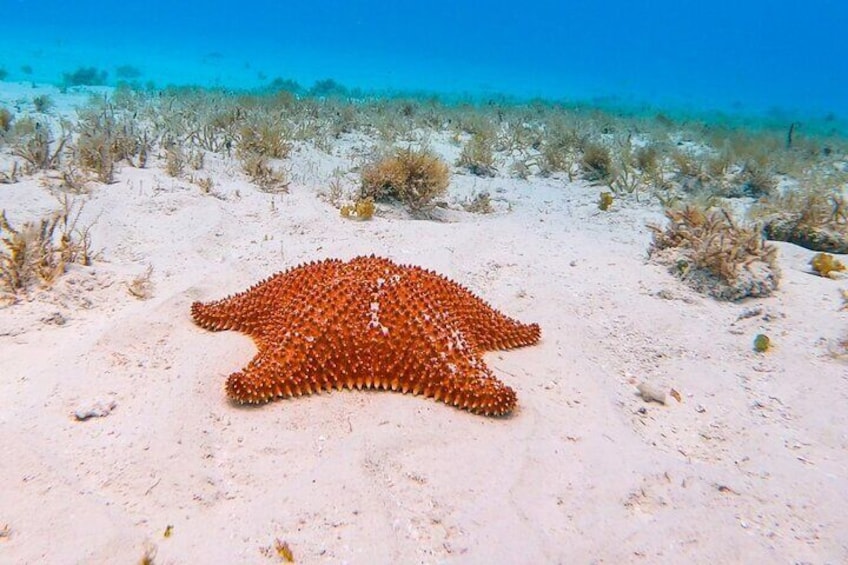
[[2, 0, 846, 122]]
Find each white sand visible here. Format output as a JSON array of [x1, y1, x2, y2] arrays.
[[1, 87, 847, 564]]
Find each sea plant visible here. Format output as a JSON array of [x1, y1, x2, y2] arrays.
[[607, 144, 644, 196], [46, 162, 89, 194], [705, 148, 733, 180], [10, 119, 68, 172], [340, 197, 375, 220], [634, 144, 660, 174], [0, 107, 13, 132], [33, 95, 53, 113], [737, 159, 778, 197], [753, 334, 772, 352], [669, 148, 710, 190], [77, 102, 151, 171], [115, 65, 143, 80], [62, 66, 108, 87], [498, 120, 543, 154], [648, 205, 781, 300], [188, 109, 237, 153], [634, 143, 674, 194], [164, 145, 185, 177], [360, 146, 450, 213], [540, 119, 586, 179], [0, 198, 95, 296], [327, 101, 361, 138], [73, 114, 116, 183], [457, 132, 497, 177], [753, 181, 848, 253], [240, 151, 289, 192], [810, 252, 846, 278], [126, 265, 154, 299], [0, 163, 20, 184], [462, 191, 495, 214], [309, 78, 350, 98], [237, 116, 292, 159], [581, 142, 613, 181]]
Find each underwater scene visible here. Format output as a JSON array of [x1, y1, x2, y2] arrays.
[[1, 0, 848, 563], [2, 0, 847, 119]]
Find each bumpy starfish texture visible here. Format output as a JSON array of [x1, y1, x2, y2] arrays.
[[191, 256, 541, 416]]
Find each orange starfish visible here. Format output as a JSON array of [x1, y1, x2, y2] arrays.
[[191, 256, 541, 416]]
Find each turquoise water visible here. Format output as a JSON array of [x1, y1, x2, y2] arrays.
[[2, 0, 845, 122]]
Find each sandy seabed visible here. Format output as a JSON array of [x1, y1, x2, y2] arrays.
[[1, 85, 847, 564]]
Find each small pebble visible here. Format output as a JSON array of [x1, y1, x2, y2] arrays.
[[637, 382, 667, 405], [74, 400, 117, 421], [41, 312, 66, 326]]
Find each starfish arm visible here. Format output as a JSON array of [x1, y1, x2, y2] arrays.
[[408, 268, 542, 351], [190, 285, 286, 337], [191, 259, 345, 340], [447, 287, 541, 349], [225, 348, 313, 403], [416, 351, 517, 416], [369, 281, 518, 415], [191, 299, 255, 333], [223, 280, 372, 404]]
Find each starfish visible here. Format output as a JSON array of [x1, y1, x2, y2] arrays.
[[191, 256, 541, 416]]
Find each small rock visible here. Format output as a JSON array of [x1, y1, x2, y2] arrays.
[[41, 312, 66, 326], [637, 382, 667, 405], [654, 289, 675, 300], [74, 400, 117, 421]]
